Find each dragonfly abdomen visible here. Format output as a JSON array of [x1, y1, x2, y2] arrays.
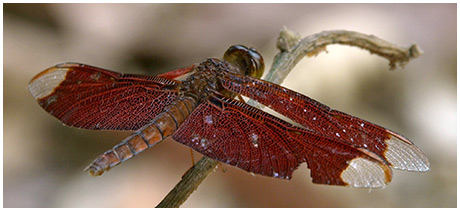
[[85, 95, 197, 176]]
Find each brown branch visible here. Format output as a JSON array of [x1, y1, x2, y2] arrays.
[[265, 27, 423, 85], [155, 27, 422, 208], [156, 156, 219, 208]]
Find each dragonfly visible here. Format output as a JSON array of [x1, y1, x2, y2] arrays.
[[28, 45, 429, 188]]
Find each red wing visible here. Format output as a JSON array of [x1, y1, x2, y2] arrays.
[[173, 94, 392, 188], [28, 63, 180, 130], [220, 72, 429, 172], [156, 65, 195, 80]]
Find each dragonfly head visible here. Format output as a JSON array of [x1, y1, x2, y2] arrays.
[[223, 45, 265, 79]]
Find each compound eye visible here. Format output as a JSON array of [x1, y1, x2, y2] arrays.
[[223, 45, 265, 79]]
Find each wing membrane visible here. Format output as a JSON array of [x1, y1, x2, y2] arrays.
[[28, 63, 180, 130], [220, 72, 429, 172], [173, 94, 392, 187]]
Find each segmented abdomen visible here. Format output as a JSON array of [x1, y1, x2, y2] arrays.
[[85, 95, 197, 176]]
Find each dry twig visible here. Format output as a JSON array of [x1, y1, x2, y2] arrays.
[[156, 28, 422, 208]]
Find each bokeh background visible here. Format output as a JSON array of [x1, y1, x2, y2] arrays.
[[4, 3, 456, 208]]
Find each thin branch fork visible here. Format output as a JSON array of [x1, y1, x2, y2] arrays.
[[266, 28, 422, 85], [155, 28, 422, 208]]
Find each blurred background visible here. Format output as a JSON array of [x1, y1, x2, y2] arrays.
[[4, 3, 456, 208]]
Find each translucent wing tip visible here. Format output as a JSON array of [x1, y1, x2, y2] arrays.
[[341, 157, 392, 188], [384, 133, 430, 172], [28, 66, 68, 100]]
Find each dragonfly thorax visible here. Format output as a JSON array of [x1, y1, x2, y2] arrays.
[[178, 45, 265, 103], [179, 58, 240, 102]]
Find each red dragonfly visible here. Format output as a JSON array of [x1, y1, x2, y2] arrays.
[[28, 45, 429, 188]]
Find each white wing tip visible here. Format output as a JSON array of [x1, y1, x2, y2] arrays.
[[384, 134, 430, 172], [341, 157, 391, 188], [28, 67, 68, 100]]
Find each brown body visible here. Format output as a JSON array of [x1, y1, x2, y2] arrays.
[[85, 57, 241, 175], [28, 45, 429, 188]]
